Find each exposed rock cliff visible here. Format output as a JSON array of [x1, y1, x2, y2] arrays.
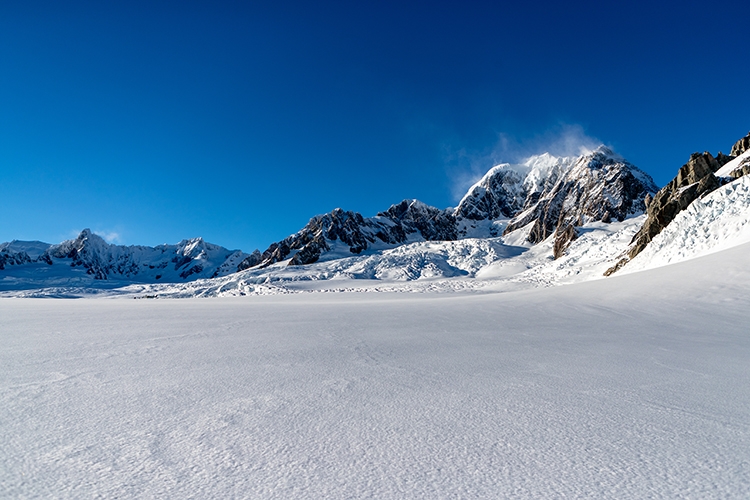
[[242, 201, 459, 268], [605, 134, 750, 275], [503, 147, 657, 255], [730, 132, 750, 157]]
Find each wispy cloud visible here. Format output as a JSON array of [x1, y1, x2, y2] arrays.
[[63, 227, 125, 244], [94, 229, 123, 244], [444, 123, 607, 203]]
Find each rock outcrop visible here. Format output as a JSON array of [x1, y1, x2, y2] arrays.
[[0, 247, 32, 270], [730, 132, 750, 157], [605, 134, 750, 275], [503, 147, 658, 253], [243, 201, 458, 268]]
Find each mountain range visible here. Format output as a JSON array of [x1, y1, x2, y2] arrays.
[[2, 132, 749, 297]]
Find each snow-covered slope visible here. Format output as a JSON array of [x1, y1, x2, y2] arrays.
[[3, 242, 750, 498], [40, 215, 641, 299], [715, 147, 750, 178], [622, 175, 750, 273]]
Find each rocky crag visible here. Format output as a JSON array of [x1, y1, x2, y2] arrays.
[[239, 201, 458, 269], [606, 132, 750, 275]]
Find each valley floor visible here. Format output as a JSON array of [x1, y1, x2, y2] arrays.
[[2, 244, 750, 498]]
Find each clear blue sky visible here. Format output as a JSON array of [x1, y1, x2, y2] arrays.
[[1, 1, 748, 251]]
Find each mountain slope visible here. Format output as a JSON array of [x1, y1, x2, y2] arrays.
[[607, 131, 750, 275], [502, 147, 657, 257], [241, 147, 656, 269], [0, 229, 250, 288], [622, 174, 750, 274], [238, 201, 458, 269]]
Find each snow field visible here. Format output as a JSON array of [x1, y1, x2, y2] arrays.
[[2, 243, 750, 498]]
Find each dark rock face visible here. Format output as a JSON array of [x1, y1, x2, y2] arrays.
[[553, 224, 579, 259], [244, 209, 393, 268], [454, 167, 526, 220], [245, 201, 459, 268], [503, 148, 658, 248], [730, 132, 750, 157], [625, 152, 729, 262], [237, 250, 262, 271], [724, 133, 750, 179], [0, 249, 32, 270], [378, 200, 457, 241], [729, 163, 750, 179]]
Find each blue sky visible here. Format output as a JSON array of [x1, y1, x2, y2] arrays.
[[1, 1, 748, 252]]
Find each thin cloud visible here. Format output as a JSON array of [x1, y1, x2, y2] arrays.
[[94, 230, 123, 244]]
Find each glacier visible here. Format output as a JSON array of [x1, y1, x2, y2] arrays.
[[2, 241, 749, 498]]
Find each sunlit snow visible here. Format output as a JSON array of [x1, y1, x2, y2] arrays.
[[2, 244, 750, 498]]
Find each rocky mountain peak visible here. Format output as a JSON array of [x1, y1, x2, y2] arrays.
[[730, 132, 750, 157], [454, 164, 527, 221], [503, 148, 657, 253]]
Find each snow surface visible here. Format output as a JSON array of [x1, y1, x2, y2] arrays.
[[714, 148, 750, 178], [623, 175, 750, 274], [2, 243, 750, 498]]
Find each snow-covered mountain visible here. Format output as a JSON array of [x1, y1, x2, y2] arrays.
[[239, 146, 656, 270], [4, 132, 750, 298], [237, 201, 458, 270], [0, 229, 249, 290], [502, 147, 657, 257]]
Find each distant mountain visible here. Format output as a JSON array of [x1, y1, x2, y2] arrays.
[[238, 200, 458, 270], [241, 146, 657, 269], [0, 229, 249, 283]]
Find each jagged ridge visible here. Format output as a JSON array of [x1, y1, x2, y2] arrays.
[[0, 229, 249, 282], [242, 147, 656, 269]]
